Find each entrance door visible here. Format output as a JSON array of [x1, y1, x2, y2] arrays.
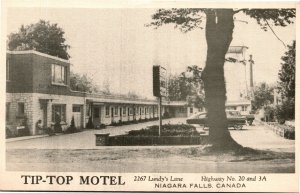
[[42, 103, 47, 128], [93, 106, 100, 127], [72, 105, 83, 128], [111, 107, 114, 123]]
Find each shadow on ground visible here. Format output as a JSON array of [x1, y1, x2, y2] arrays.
[[6, 146, 295, 173]]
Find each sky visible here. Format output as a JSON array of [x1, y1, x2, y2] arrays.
[[6, 8, 296, 100]]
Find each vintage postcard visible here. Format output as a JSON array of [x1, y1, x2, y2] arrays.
[[0, 0, 299, 192]]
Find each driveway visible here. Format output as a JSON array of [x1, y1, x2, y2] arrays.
[[6, 118, 186, 149]]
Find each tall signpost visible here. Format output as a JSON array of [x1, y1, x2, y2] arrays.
[[153, 65, 167, 136]]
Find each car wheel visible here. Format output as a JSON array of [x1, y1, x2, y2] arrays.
[[248, 120, 253, 126], [234, 125, 243, 130]]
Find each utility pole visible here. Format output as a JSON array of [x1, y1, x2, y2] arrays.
[[158, 96, 162, 136], [249, 54, 255, 99]]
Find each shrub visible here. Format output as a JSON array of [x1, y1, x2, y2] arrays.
[[6, 127, 14, 138], [65, 116, 79, 133], [110, 121, 117, 126], [99, 123, 106, 129], [117, 120, 123, 126], [264, 105, 276, 122], [284, 129, 295, 140], [275, 100, 295, 123], [86, 117, 94, 129]]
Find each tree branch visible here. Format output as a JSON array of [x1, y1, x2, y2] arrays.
[[264, 19, 286, 47]]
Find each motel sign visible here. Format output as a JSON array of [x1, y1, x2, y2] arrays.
[[153, 65, 167, 97]]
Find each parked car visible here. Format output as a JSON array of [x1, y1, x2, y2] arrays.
[[244, 114, 255, 125], [186, 110, 246, 130]]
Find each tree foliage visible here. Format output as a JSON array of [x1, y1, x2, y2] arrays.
[[168, 65, 204, 108], [127, 91, 140, 99], [149, 8, 295, 150], [252, 82, 274, 111], [242, 9, 296, 30], [278, 41, 295, 99], [70, 72, 100, 93], [7, 20, 70, 59], [149, 9, 295, 33], [275, 41, 296, 120], [275, 99, 295, 121]]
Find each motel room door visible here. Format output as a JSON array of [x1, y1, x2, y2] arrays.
[[41, 103, 48, 128], [72, 105, 83, 128], [93, 106, 101, 127]]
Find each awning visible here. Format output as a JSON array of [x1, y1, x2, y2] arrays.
[[39, 96, 58, 102], [85, 98, 157, 105], [92, 102, 105, 106]]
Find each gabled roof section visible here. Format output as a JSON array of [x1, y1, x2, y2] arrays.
[[7, 50, 70, 63]]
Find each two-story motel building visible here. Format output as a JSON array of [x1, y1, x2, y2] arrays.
[[6, 50, 251, 136], [6, 50, 191, 136]]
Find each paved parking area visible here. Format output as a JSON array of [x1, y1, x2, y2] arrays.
[[6, 118, 294, 152], [6, 119, 295, 173], [6, 118, 186, 149]]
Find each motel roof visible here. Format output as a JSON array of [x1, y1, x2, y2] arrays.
[[7, 50, 70, 64]]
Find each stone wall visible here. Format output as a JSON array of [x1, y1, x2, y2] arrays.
[[6, 93, 85, 136], [6, 93, 34, 135]]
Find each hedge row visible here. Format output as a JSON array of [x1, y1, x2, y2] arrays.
[[267, 122, 295, 140], [108, 136, 205, 146]]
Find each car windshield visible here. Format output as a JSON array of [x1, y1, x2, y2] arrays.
[[226, 111, 241, 117], [188, 113, 206, 119]]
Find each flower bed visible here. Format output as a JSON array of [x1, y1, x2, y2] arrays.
[[95, 124, 206, 146], [127, 124, 201, 137]]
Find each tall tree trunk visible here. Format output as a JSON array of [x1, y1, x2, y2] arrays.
[[202, 9, 242, 150]]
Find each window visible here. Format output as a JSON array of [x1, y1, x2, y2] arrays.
[[180, 107, 186, 113], [72, 106, 81, 112], [227, 106, 236, 110], [52, 104, 66, 122], [52, 64, 66, 85], [190, 107, 193, 114], [123, 107, 126, 115], [6, 58, 10, 81], [242, 105, 247, 111], [6, 102, 10, 122], [17, 103, 25, 117], [105, 106, 110, 116], [145, 107, 148, 114]]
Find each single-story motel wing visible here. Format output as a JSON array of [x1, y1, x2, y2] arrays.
[[6, 50, 252, 136]]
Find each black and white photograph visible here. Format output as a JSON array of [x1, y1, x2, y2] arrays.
[[0, 0, 298, 192]]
